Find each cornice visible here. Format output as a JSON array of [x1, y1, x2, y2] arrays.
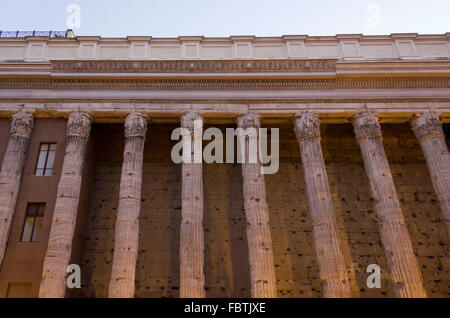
[[0, 33, 447, 43], [0, 77, 448, 90], [390, 33, 418, 39]]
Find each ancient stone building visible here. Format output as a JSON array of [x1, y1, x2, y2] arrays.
[[0, 31, 449, 298]]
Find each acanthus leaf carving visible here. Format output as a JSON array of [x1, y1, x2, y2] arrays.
[[411, 111, 444, 141], [124, 112, 148, 138], [293, 111, 320, 140], [180, 112, 203, 134], [237, 113, 261, 129], [351, 108, 382, 141], [10, 110, 34, 139], [67, 112, 92, 140]]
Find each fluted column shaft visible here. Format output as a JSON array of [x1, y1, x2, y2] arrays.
[[109, 112, 148, 298], [39, 112, 92, 298], [238, 113, 277, 298], [351, 109, 426, 298], [179, 112, 205, 298], [411, 111, 450, 235], [293, 112, 351, 297], [0, 110, 34, 267]]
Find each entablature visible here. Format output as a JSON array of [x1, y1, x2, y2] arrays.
[[0, 102, 449, 124]]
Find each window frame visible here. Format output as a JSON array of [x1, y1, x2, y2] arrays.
[[34, 142, 56, 176], [20, 203, 45, 243]]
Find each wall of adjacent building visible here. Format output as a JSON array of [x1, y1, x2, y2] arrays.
[[0, 117, 95, 298], [0, 119, 67, 297]]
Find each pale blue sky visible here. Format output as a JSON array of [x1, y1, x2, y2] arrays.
[[0, 0, 449, 37]]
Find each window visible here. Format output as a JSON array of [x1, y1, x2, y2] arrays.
[[35, 143, 56, 176], [21, 203, 45, 242]]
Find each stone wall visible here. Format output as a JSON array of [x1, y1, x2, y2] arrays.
[[77, 124, 123, 297], [77, 122, 450, 298]]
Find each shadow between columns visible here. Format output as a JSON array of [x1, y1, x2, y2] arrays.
[[322, 123, 395, 298]]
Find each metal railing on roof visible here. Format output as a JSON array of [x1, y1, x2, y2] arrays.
[[0, 30, 74, 38]]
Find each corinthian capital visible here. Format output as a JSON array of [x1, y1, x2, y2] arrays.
[[180, 112, 203, 133], [237, 113, 261, 129], [10, 110, 34, 139], [350, 108, 382, 141], [293, 111, 320, 140], [67, 112, 92, 140], [410, 111, 444, 141], [124, 112, 148, 138]]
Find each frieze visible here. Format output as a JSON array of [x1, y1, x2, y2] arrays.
[[51, 59, 337, 73]]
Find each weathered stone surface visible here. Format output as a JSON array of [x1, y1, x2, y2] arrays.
[[411, 111, 450, 235], [73, 123, 450, 299], [351, 108, 427, 298], [109, 112, 147, 298], [39, 112, 91, 298], [179, 112, 205, 298], [293, 112, 351, 297], [0, 110, 33, 267], [237, 113, 277, 298]]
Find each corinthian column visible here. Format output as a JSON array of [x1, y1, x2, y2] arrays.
[[293, 111, 351, 298], [351, 108, 426, 298], [109, 112, 148, 298], [237, 113, 277, 298], [0, 110, 33, 267], [39, 112, 92, 298], [179, 112, 205, 298], [411, 111, 450, 236]]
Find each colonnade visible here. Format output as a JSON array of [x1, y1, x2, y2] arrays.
[[0, 107, 448, 298]]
